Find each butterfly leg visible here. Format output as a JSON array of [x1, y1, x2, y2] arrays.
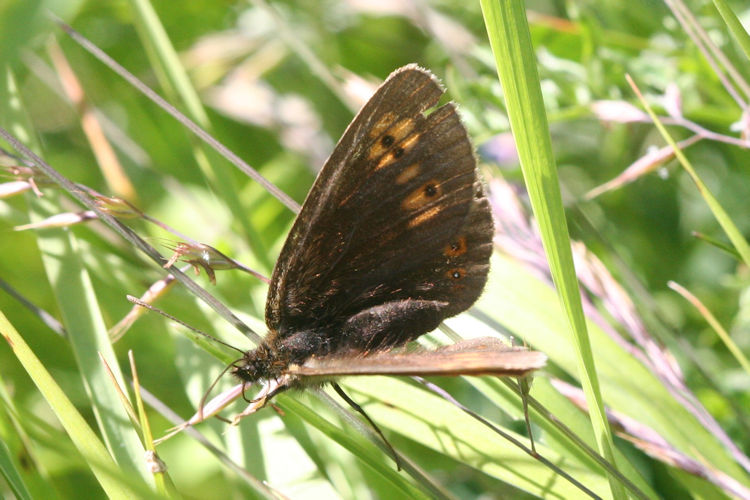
[[331, 382, 403, 471], [232, 377, 288, 423], [517, 375, 537, 457]]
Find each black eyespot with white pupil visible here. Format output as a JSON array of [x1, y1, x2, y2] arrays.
[[448, 268, 466, 280], [424, 183, 438, 197], [381, 135, 395, 147]]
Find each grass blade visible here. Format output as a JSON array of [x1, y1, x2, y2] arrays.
[[479, 2, 626, 498]]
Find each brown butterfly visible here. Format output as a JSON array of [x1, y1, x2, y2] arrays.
[[235, 65, 544, 387], [185, 65, 544, 465]]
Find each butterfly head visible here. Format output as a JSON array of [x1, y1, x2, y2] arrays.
[[232, 343, 285, 383], [232, 329, 335, 383]]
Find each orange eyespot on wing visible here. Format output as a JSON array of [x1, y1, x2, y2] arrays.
[[444, 236, 468, 257], [402, 180, 442, 211]]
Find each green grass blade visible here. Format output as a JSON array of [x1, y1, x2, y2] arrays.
[[713, 0, 750, 61], [0, 310, 147, 499], [0, 434, 32, 500], [669, 281, 750, 376], [479, 2, 626, 498]]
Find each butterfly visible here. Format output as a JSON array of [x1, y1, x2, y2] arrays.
[[230, 64, 544, 403], [162, 65, 547, 467]]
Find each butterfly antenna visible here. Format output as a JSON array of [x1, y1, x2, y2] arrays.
[[127, 295, 245, 355], [331, 382, 403, 471], [198, 358, 245, 422]]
